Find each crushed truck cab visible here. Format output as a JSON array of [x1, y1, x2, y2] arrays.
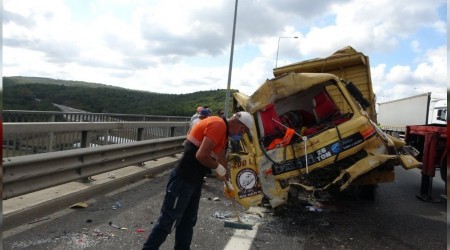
[[227, 48, 420, 209]]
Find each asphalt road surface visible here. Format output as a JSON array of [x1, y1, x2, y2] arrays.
[[3, 167, 447, 250]]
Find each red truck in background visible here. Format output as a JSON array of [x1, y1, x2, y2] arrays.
[[404, 124, 447, 201], [376, 90, 447, 202]]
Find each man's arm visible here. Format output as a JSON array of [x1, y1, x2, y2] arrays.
[[215, 147, 227, 168], [196, 136, 227, 180], [196, 136, 221, 168]]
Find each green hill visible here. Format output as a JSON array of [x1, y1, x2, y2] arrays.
[[3, 76, 238, 116], [4, 76, 123, 89]]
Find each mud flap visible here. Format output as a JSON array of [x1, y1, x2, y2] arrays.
[[331, 154, 399, 190]]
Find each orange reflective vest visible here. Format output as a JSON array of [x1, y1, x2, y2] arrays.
[[267, 128, 296, 150]]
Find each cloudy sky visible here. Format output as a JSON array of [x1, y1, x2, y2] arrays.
[[3, 0, 447, 102]]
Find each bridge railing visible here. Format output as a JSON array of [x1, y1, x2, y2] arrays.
[[2, 111, 191, 200], [3, 120, 190, 157], [3, 110, 190, 123], [2, 110, 190, 157]]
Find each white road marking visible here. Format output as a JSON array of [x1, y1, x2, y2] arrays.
[[223, 225, 258, 250]]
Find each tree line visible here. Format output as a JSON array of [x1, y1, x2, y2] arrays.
[[3, 76, 239, 116]]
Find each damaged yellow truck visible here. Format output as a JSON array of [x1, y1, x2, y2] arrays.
[[227, 46, 421, 210]]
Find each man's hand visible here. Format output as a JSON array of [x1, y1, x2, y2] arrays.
[[214, 163, 227, 181], [223, 180, 235, 199]]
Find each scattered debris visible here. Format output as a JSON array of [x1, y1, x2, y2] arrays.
[[213, 197, 220, 201], [108, 173, 116, 179], [306, 205, 323, 212], [246, 206, 270, 218], [112, 201, 122, 209], [108, 221, 127, 230], [135, 228, 145, 233], [70, 202, 89, 209], [214, 211, 232, 219]]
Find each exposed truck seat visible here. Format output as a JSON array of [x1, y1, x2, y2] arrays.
[[256, 103, 284, 138], [313, 91, 341, 123], [303, 91, 350, 136]]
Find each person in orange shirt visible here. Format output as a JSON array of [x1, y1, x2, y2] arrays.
[[142, 111, 254, 250]]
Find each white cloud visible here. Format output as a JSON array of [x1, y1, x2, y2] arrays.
[[372, 46, 447, 101], [3, 0, 447, 102], [414, 46, 447, 84]]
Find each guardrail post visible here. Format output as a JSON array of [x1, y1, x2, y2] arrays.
[[137, 128, 146, 166], [81, 131, 88, 148], [79, 130, 93, 182], [137, 128, 144, 141], [48, 114, 55, 152], [105, 130, 110, 145]]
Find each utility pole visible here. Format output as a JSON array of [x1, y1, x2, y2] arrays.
[[224, 0, 238, 117]]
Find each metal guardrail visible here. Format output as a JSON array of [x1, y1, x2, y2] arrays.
[[3, 136, 186, 200], [3, 110, 191, 123], [3, 121, 189, 157], [2, 112, 191, 200]]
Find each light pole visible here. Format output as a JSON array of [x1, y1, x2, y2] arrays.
[[224, 0, 238, 118], [275, 36, 298, 68]]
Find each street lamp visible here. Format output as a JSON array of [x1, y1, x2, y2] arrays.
[[275, 36, 298, 68], [224, 0, 239, 118]]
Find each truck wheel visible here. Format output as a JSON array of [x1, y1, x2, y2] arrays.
[[440, 158, 447, 183]]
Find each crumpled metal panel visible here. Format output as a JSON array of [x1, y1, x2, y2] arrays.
[[234, 73, 340, 113], [331, 154, 399, 190], [398, 154, 421, 170]]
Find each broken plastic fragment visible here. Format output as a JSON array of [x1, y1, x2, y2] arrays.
[[70, 202, 88, 209], [214, 211, 232, 219], [306, 206, 322, 212], [109, 221, 127, 230]]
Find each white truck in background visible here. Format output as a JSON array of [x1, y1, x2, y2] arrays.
[[377, 92, 447, 138]]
